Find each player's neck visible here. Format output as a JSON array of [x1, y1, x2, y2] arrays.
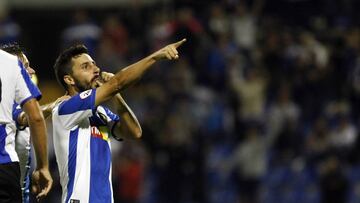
[[67, 88, 78, 96]]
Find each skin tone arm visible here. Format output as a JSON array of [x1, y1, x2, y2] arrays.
[[97, 72, 142, 139], [95, 38, 186, 106], [17, 95, 70, 126], [113, 94, 142, 139], [21, 98, 52, 200]]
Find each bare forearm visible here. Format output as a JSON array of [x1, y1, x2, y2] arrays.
[[95, 39, 186, 106], [22, 99, 48, 169], [28, 115, 48, 168], [114, 94, 142, 139], [114, 39, 186, 90], [114, 55, 156, 91], [96, 56, 156, 105]]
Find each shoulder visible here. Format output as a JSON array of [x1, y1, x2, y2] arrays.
[[0, 50, 16, 60], [0, 50, 18, 66], [0, 50, 19, 70]]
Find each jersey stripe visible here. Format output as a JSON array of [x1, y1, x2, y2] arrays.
[[89, 137, 112, 202], [0, 124, 11, 163], [18, 60, 41, 106], [59, 90, 95, 115], [103, 107, 120, 122], [65, 128, 79, 203]]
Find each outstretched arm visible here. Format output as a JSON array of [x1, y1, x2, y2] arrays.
[[95, 38, 186, 106]]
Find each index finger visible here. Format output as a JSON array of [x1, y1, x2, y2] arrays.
[[36, 189, 47, 201], [31, 183, 38, 195], [36, 184, 52, 200], [172, 38, 187, 48]]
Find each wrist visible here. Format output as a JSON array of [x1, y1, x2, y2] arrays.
[[36, 156, 49, 169], [36, 163, 49, 170], [149, 52, 159, 62]]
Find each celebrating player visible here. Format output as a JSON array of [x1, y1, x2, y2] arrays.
[[52, 38, 185, 202]]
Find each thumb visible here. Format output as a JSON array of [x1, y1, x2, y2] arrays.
[[31, 182, 39, 194]]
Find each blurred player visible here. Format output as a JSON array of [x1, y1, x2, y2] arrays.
[[0, 48, 52, 202], [1, 43, 68, 203], [52, 38, 185, 202]]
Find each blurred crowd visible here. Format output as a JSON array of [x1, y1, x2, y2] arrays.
[[2, 0, 360, 202]]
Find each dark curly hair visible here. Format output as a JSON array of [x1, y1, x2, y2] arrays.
[[0, 43, 24, 56], [53, 44, 88, 90]]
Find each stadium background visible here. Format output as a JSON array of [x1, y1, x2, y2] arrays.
[[1, 0, 360, 202]]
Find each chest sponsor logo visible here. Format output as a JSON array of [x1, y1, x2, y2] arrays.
[[90, 126, 109, 141]]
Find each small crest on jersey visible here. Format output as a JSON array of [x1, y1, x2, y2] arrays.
[[79, 90, 92, 99], [70, 200, 80, 203]]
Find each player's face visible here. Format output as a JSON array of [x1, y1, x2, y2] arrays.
[[19, 53, 36, 78], [71, 53, 100, 92]]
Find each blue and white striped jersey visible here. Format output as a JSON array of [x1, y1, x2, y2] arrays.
[[52, 89, 120, 203], [0, 50, 41, 164]]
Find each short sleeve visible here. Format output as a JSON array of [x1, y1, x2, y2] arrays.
[[97, 106, 120, 123], [56, 89, 96, 129]]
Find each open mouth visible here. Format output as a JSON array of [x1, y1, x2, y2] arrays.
[[92, 75, 103, 87], [91, 75, 100, 83]]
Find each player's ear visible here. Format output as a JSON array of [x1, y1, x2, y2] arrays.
[[63, 75, 75, 86]]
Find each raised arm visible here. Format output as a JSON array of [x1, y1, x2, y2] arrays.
[[97, 72, 142, 140], [95, 38, 186, 106]]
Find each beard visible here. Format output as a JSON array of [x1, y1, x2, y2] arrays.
[[73, 77, 92, 92]]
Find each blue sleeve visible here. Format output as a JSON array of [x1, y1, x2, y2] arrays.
[[12, 103, 26, 130], [103, 107, 120, 122], [58, 89, 96, 115], [97, 106, 122, 141], [18, 60, 42, 106], [56, 89, 96, 129]]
